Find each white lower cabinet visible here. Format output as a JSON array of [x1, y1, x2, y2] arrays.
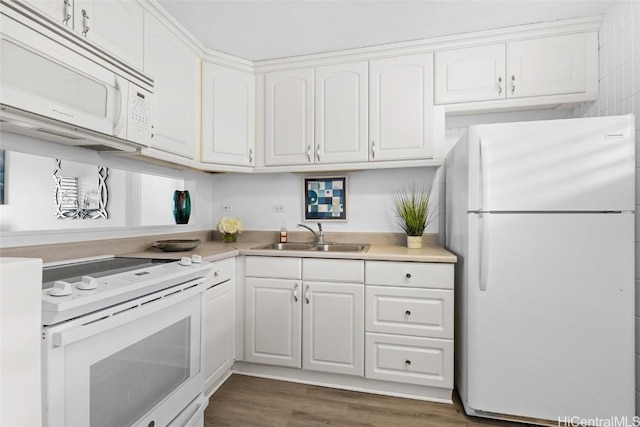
[[364, 261, 454, 389], [204, 258, 236, 394], [302, 281, 364, 376], [245, 277, 302, 368], [241, 256, 455, 399], [244, 257, 364, 376]]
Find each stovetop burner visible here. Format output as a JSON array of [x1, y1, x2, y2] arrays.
[[42, 257, 174, 290]]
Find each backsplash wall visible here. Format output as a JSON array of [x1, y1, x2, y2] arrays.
[[210, 167, 442, 234], [570, 0, 640, 414]]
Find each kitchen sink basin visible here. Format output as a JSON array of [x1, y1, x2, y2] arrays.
[[257, 242, 316, 250], [312, 243, 370, 252], [254, 242, 370, 253]]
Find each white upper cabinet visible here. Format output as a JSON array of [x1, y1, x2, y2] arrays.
[[315, 62, 368, 164], [144, 12, 199, 159], [22, 0, 72, 25], [369, 53, 435, 161], [202, 62, 256, 166], [507, 33, 590, 98], [435, 43, 506, 104], [72, 0, 144, 69], [435, 32, 597, 105], [22, 0, 144, 69], [264, 68, 314, 166]]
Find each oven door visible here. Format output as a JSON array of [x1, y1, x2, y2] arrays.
[[42, 280, 206, 427]]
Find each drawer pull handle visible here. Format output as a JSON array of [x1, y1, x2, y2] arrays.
[[405, 273, 411, 279], [405, 310, 411, 316], [405, 360, 411, 366], [293, 283, 298, 302]]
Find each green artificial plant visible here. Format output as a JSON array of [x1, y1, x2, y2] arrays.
[[392, 182, 434, 236]]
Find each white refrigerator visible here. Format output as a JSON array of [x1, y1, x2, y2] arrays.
[[445, 115, 636, 423]]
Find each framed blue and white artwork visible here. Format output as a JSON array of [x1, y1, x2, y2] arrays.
[[303, 176, 347, 221]]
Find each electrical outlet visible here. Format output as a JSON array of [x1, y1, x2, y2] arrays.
[[220, 204, 232, 212], [273, 204, 285, 213]]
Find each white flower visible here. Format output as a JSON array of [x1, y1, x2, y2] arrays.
[[217, 216, 244, 234]]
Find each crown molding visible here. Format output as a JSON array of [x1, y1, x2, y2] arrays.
[[252, 15, 603, 73]]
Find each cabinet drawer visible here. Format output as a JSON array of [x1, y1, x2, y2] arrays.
[[207, 257, 236, 287], [365, 333, 453, 388], [245, 256, 302, 279], [366, 286, 453, 338], [303, 259, 364, 283], [365, 261, 453, 289]]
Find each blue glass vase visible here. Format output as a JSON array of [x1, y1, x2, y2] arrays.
[[173, 190, 191, 224]]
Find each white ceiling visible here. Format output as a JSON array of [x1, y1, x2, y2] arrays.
[[157, 1, 612, 62]]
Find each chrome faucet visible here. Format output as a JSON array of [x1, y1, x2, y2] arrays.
[[297, 223, 324, 243]]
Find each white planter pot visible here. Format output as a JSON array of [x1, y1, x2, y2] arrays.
[[406, 236, 423, 249]]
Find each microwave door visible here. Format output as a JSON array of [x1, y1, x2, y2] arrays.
[[0, 32, 122, 137]]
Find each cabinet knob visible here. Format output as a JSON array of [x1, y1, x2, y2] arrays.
[[405, 310, 411, 316], [405, 360, 411, 366], [405, 273, 411, 279]]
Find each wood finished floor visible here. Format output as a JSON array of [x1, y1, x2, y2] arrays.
[[204, 375, 522, 427]]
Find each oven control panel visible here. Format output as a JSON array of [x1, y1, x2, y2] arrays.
[[42, 259, 213, 325]]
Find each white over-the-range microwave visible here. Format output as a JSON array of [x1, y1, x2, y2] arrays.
[[0, 1, 154, 152]]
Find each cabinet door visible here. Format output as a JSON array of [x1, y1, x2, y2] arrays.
[[245, 278, 302, 368], [144, 12, 199, 159], [73, 0, 144, 69], [204, 280, 235, 394], [369, 53, 435, 161], [22, 0, 71, 26], [507, 33, 589, 98], [434, 43, 505, 104], [315, 62, 368, 164], [264, 68, 314, 166], [202, 62, 256, 166], [302, 281, 364, 376]]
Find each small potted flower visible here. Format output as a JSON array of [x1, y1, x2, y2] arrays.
[[217, 216, 243, 243], [392, 182, 435, 249]]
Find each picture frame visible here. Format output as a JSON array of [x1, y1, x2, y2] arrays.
[[303, 176, 347, 221]]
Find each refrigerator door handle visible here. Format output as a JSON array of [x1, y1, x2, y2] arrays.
[[479, 213, 490, 291], [479, 137, 489, 212]]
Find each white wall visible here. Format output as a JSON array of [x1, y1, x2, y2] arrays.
[[570, 0, 640, 414], [210, 167, 441, 234]]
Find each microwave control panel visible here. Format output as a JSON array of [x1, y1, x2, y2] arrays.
[[127, 84, 152, 146]]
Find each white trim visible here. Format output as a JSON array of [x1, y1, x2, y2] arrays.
[[205, 369, 233, 399], [444, 94, 598, 116], [231, 361, 453, 403], [139, 0, 253, 72], [253, 158, 445, 174], [253, 16, 603, 73]]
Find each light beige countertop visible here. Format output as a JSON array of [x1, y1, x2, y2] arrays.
[[1, 230, 457, 263], [124, 233, 457, 263]]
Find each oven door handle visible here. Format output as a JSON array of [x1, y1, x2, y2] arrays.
[[52, 278, 206, 347]]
